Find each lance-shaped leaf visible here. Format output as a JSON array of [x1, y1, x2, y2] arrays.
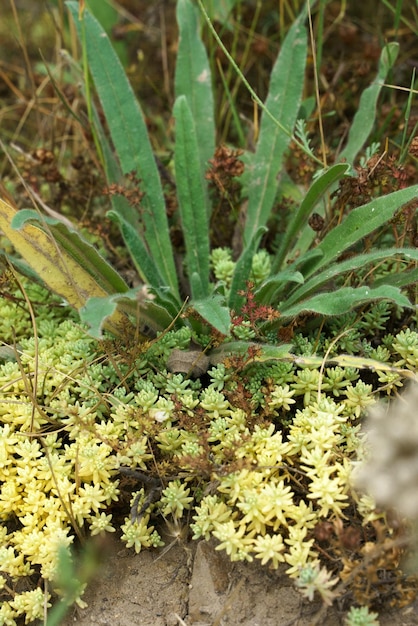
[[0, 199, 130, 335], [273, 163, 351, 271], [191, 294, 231, 336], [280, 285, 412, 319], [175, 0, 215, 177], [297, 184, 418, 279], [66, 1, 179, 296], [339, 42, 399, 166], [243, 7, 308, 246], [174, 95, 210, 299], [285, 247, 418, 308]]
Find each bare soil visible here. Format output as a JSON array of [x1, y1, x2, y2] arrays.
[[62, 534, 418, 626]]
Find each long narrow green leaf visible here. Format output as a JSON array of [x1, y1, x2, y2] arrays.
[[66, 2, 178, 297], [107, 211, 168, 292], [174, 96, 210, 299], [373, 266, 418, 290], [175, 0, 215, 176], [205, 0, 238, 26], [285, 247, 418, 307], [280, 285, 412, 318], [52, 46, 140, 230], [339, 43, 399, 165], [243, 8, 307, 246], [299, 184, 418, 278], [273, 163, 350, 271], [291, 353, 416, 379], [86, 0, 128, 66], [373, 267, 418, 292], [90, 104, 140, 229]]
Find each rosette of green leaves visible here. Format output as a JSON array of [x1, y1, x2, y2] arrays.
[[2, 1, 417, 345]]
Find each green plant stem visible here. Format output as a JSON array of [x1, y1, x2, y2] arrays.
[[307, 0, 326, 167], [381, 0, 416, 35], [399, 68, 417, 164]]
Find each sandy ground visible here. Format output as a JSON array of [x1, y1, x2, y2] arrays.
[[61, 532, 418, 626]]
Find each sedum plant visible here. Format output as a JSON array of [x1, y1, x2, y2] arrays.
[[1, 1, 418, 624], [0, 0, 417, 346], [0, 281, 417, 623]]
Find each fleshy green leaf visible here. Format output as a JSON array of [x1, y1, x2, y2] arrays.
[[80, 295, 123, 338], [80, 289, 176, 338], [255, 270, 305, 304], [210, 341, 294, 364]]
